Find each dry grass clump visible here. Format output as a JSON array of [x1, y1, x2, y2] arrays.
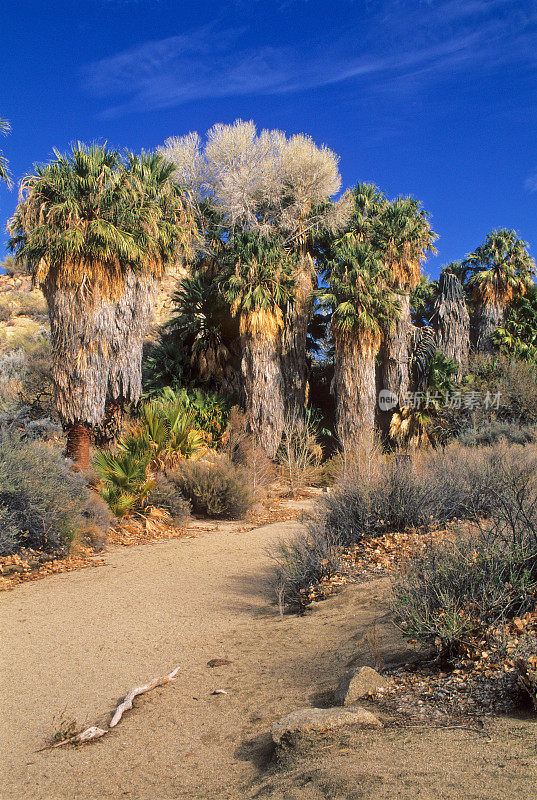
[[277, 410, 323, 497], [145, 472, 191, 525]]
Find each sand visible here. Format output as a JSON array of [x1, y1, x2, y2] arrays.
[[1, 511, 536, 799]]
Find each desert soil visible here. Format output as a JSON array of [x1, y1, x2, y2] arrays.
[[1, 506, 536, 800]]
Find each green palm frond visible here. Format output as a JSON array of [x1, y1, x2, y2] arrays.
[[222, 230, 296, 315], [465, 229, 535, 307], [8, 143, 195, 296], [0, 117, 12, 189]]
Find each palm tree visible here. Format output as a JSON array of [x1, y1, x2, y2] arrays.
[[431, 266, 470, 380], [321, 234, 400, 452], [9, 144, 194, 467], [164, 269, 240, 393], [465, 229, 535, 351], [0, 118, 12, 188], [223, 231, 295, 458], [377, 197, 437, 405]]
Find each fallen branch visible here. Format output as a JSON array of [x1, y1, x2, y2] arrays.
[[110, 666, 180, 727], [42, 666, 180, 750]]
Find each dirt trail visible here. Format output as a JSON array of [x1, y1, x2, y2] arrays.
[[1, 511, 536, 800]]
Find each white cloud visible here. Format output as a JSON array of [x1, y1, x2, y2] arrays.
[[525, 173, 537, 193]]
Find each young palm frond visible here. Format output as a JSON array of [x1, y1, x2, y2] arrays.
[[0, 117, 12, 189]]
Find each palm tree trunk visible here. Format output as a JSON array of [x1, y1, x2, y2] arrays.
[[476, 302, 504, 352], [281, 255, 314, 417], [65, 422, 91, 470], [432, 272, 470, 380], [241, 320, 285, 459], [334, 333, 377, 452], [380, 292, 411, 402]]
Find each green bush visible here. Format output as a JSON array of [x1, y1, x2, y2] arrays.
[[0, 436, 106, 554], [172, 457, 252, 519]]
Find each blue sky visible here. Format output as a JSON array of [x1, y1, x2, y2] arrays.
[[1, 0, 537, 277]]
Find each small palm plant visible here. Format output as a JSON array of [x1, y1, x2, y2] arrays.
[[320, 237, 400, 451], [465, 229, 535, 351], [93, 448, 152, 517], [9, 144, 195, 467], [94, 389, 205, 515], [223, 230, 296, 457]]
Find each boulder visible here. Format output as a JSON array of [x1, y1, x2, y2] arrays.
[[271, 706, 381, 745], [334, 666, 388, 706]]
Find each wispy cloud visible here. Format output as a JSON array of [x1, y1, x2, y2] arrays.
[[84, 0, 537, 117], [525, 172, 537, 193]]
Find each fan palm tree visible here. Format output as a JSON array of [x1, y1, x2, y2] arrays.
[[465, 229, 535, 351], [321, 236, 400, 452], [0, 118, 12, 188], [164, 269, 240, 392], [377, 197, 437, 405], [223, 231, 295, 457], [9, 144, 194, 467]]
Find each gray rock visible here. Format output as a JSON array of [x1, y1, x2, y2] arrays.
[[334, 666, 388, 706], [271, 706, 381, 744]]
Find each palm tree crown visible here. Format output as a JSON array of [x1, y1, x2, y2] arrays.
[[9, 144, 193, 299], [321, 239, 400, 350], [223, 230, 296, 335], [465, 228, 535, 306], [375, 197, 437, 290]]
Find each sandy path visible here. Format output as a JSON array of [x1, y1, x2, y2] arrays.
[[1, 513, 536, 800]]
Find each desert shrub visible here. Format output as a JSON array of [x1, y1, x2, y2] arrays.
[[223, 407, 276, 502], [15, 294, 47, 321], [172, 457, 252, 519], [145, 472, 191, 524], [0, 436, 101, 554], [0, 349, 26, 411], [271, 524, 344, 612], [392, 447, 537, 653], [0, 299, 11, 322], [1, 256, 27, 277], [272, 443, 531, 611], [277, 410, 324, 496], [459, 420, 536, 447]]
